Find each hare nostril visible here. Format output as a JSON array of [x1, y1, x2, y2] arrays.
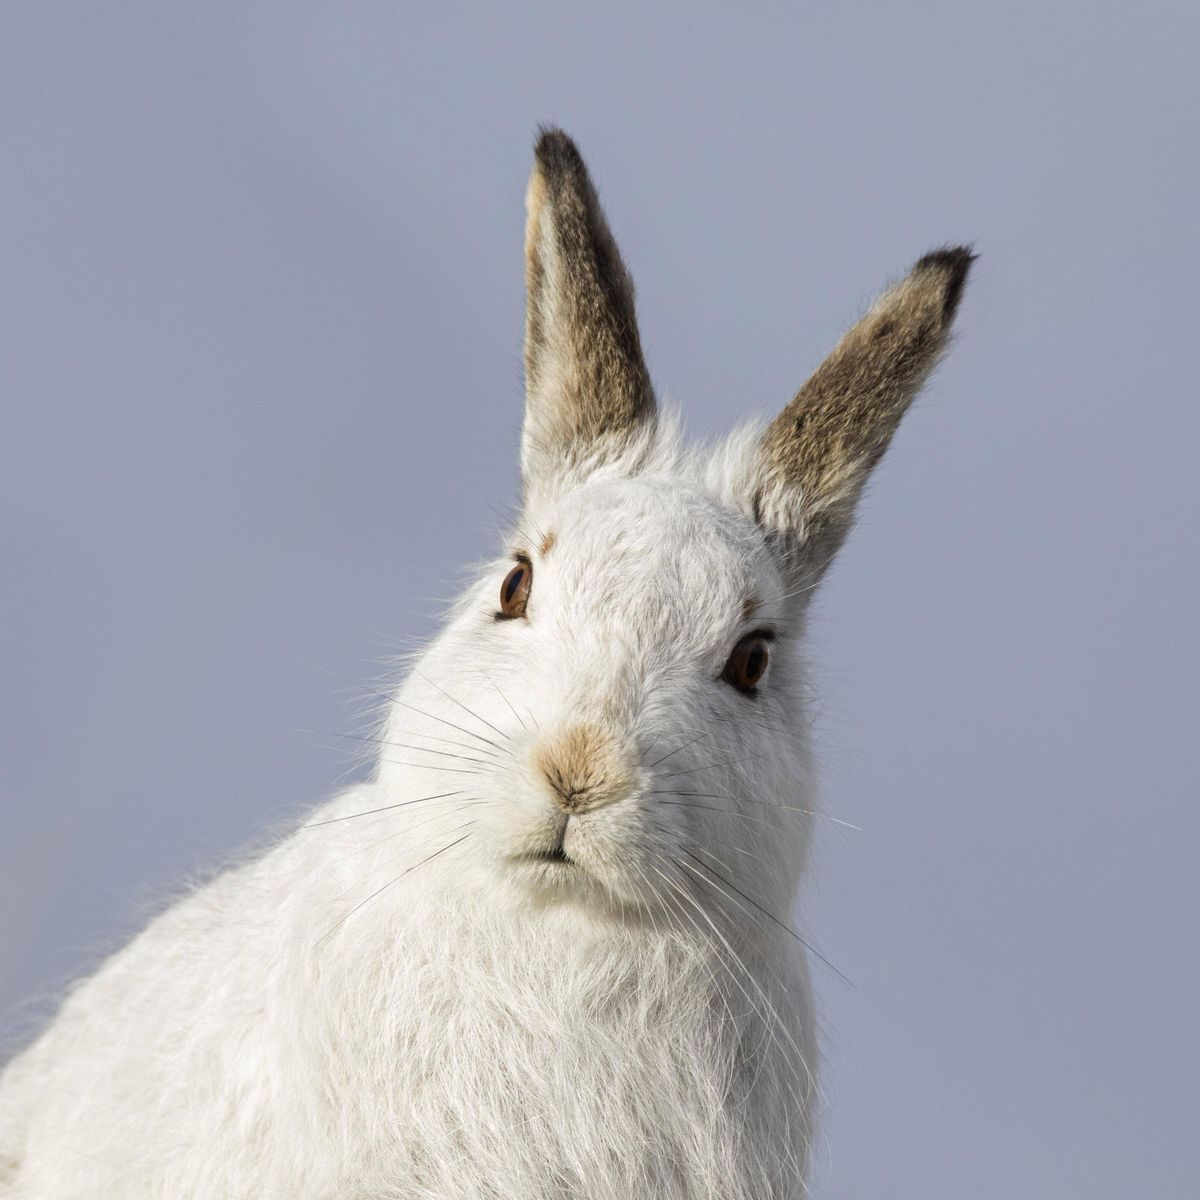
[[547, 779, 589, 812]]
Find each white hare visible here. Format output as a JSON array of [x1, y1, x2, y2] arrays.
[[0, 130, 971, 1199]]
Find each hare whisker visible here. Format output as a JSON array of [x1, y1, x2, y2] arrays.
[[486, 500, 545, 551], [303, 790, 467, 828], [415, 671, 516, 746], [655, 754, 758, 781], [315, 826, 474, 947], [651, 860, 805, 1072], [661, 867, 804, 1116], [353, 816, 478, 887], [655, 798, 783, 831], [654, 866, 820, 1116], [680, 848, 852, 988], [297, 729, 497, 769], [312, 665, 509, 759], [346, 800, 487, 863], [383, 733, 502, 762], [657, 856, 811, 1108], [377, 758, 485, 776], [311, 726, 504, 762], [638, 866, 758, 1042], [475, 667, 530, 734], [639, 732, 663, 761], [646, 732, 709, 770], [654, 790, 859, 829], [393, 698, 513, 757]]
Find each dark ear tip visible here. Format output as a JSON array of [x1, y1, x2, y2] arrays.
[[914, 245, 977, 323], [533, 126, 585, 179]]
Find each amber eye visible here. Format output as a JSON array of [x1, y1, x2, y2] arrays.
[[497, 558, 532, 619], [722, 633, 771, 693]]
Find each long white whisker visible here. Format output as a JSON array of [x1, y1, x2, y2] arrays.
[[680, 848, 853, 988], [303, 790, 465, 828], [653, 858, 819, 1115], [377, 758, 485, 776], [315, 826, 473, 947], [392, 698, 513, 757], [646, 732, 709, 770], [655, 789, 860, 830], [415, 670, 515, 745], [299, 726, 503, 763], [476, 667, 529, 734]]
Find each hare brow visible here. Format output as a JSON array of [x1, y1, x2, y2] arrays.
[[507, 531, 555, 561]]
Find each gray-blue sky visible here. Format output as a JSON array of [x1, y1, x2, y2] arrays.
[[2, 4, 1197, 1195]]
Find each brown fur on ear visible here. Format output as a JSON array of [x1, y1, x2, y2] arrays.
[[522, 128, 656, 492], [757, 246, 975, 587]]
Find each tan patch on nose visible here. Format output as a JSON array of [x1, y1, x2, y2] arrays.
[[535, 723, 634, 814]]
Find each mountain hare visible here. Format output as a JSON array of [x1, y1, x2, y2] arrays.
[[0, 129, 972, 1198]]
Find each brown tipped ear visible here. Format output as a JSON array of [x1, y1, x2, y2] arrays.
[[522, 128, 656, 496], [756, 247, 975, 589]]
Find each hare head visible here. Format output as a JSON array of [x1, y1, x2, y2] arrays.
[[378, 129, 972, 927]]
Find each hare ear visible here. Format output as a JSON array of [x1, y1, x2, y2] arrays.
[[521, 129, 656, 497], [755, 247, 975, 591]]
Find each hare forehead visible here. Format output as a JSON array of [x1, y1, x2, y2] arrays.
[[536, 477, 768, 620]]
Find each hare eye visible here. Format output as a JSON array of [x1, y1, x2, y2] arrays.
[[722, 633, 771, 694], [497, 558, 532, 620]]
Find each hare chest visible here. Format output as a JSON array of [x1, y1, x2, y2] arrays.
[[306, 918, 815, 1200], [1, 897, 812, 1200]]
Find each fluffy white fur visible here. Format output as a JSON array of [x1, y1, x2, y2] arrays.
[[0, 127, 969, 1197]]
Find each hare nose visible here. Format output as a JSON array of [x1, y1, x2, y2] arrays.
[[534, 723, 634, 814]]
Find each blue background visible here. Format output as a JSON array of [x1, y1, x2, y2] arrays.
[[3, 5, 1197, 1194]]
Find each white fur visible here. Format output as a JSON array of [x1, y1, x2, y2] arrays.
[[1, 417, 831, 1198]]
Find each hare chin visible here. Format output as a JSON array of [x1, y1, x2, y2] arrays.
[[505, 850, 593, 894], [501, 850, 632, 915]]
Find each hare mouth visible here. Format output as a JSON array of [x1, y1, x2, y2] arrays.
[[512, 816, 575, 868], [516, 845, 574, 866]]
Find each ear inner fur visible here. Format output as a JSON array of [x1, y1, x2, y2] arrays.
[[522, 128, 657, 494], [757, 246, 975, 587]]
